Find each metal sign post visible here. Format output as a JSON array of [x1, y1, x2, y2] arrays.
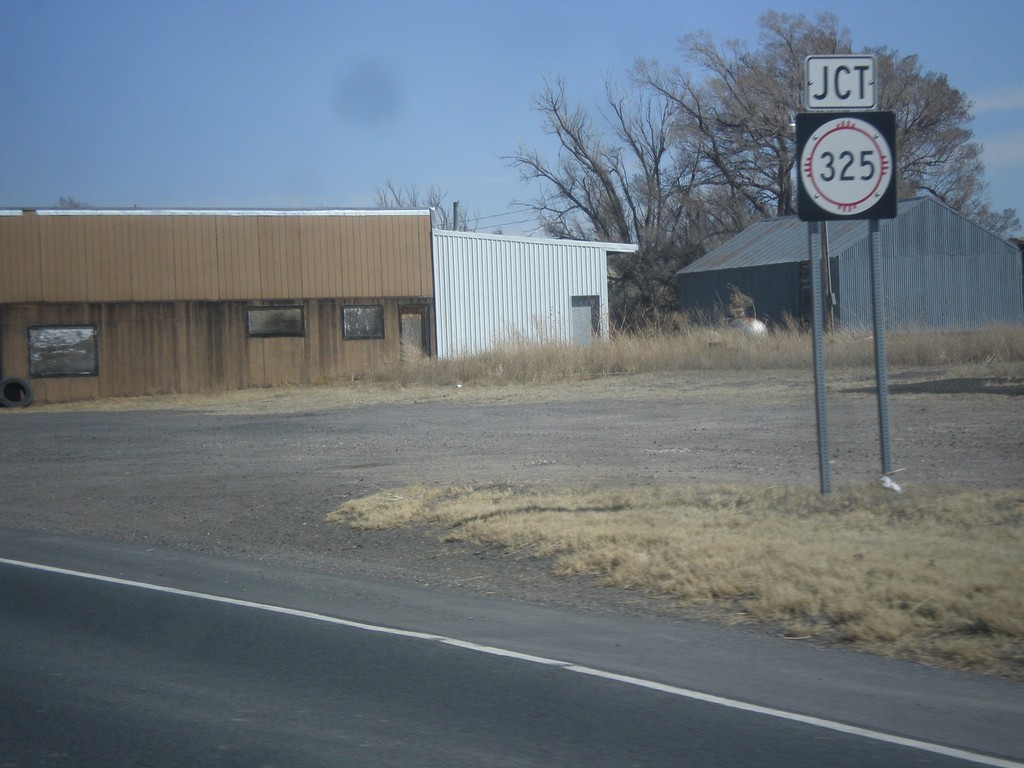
[[869, 219, 894, 475], [808, 221, 832, 494], [796, 61, 898, 489]]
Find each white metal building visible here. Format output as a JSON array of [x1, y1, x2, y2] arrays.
[[432, 230, 637, 357]]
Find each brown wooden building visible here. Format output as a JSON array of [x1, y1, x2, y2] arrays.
[[0, 208, 434, 404]]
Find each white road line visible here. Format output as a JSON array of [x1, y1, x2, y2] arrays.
[[2, 556, 1020, 768]]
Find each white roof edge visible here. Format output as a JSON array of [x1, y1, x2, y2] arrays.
[[2, 208, 431, 217], [433, 228, 638, 252]]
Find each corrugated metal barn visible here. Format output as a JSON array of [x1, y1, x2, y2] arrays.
[[432, 230, 637, 357], [0, 208, 434, 404], [677, 197, 1023, 330]]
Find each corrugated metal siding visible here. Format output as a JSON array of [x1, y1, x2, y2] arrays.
[[432, 231, 619, 357], [677, 263, 801, 325], [677, 198, 1022, 331], [835, 199, 1023, 329], [678, 215, 871, 273], [680, 199, 932, 275], [680, 218, 806, 271], [837, 250, 1023, 330]]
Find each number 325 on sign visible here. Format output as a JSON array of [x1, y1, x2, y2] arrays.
[[796, 111, 897, 221]]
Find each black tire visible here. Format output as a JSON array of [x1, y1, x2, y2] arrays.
[[0, 377, 34, 408]]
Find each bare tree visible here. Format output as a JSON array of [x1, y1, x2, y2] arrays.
[[641, 11, 1018, 234], [374, 180, 460, 230], [510, 11, 1018, 327], [56, 196, 91, 209], [509, 17, 857, 324], [636, 12, 850, 222], [509, 78, 715, 327], [872, 49, 1020, 234]]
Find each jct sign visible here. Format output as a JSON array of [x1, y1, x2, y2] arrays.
[[798, 57, 898, 494], [796, 111, 897, 221], [804, 55, 876, 111]]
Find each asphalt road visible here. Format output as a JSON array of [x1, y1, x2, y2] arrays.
[[1, 372, 1021, 765], [1, 534, 1021, 768]]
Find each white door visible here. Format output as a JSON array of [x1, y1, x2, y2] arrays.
[[571, 296, 599, 346]]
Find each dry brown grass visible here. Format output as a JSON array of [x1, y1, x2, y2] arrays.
[[328, 483, 1024, 679], [18, 325, 1021, 412], [365, 324, 1024, 388]]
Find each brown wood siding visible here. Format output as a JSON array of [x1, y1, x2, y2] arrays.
[[0, 298, 425, 404], [0, 211, 433, 303], [174, 216, 220, 299], [0, 213, 42, 301], [258, 216, 301, 298], [0, 210, 433, 404], [38, 216, 87, 303], [216, 216, 261, 300], [129, 215, 179, 301]]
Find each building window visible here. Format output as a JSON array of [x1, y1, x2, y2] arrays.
[[247, 306, 305, 337], [28, 325, 99, 377], [343, 305, 384, 339]]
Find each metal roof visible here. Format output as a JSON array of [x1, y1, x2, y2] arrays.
[[679, 198, 931, 273], [434, 228, 638, 254]]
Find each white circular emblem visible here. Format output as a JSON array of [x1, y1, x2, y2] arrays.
[[800, 117, 893, 216]]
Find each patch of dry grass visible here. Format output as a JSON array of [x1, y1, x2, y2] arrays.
[[327, 483, 1024, 679], [365, 325, 1024, 388], [18, 326, 1021, 412]]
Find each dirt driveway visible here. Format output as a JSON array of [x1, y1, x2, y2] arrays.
[[1, 368, 1021, 612]]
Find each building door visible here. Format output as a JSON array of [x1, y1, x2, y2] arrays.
[[399, 304, 431, 359], [571, 295, 600, 346]]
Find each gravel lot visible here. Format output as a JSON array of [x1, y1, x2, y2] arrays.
[[1, 368, 1021, 616]]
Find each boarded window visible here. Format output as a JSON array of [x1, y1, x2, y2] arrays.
[[29, 326, 99, 377], [247, 306, 305, 337], [343, 305, 384, 339]]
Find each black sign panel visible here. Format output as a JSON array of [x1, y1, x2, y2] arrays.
[[796, 111, 897, 221]]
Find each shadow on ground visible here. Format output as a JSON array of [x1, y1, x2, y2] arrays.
[[843, 377, 1024, 397]]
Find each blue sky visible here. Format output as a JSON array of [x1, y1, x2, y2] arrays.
[[2, 0, 1022, 236]]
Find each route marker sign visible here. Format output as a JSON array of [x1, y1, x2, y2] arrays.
[[798, 58, 897, 494], [796, 111, 897, 222], [804, 55, 876, 111]]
